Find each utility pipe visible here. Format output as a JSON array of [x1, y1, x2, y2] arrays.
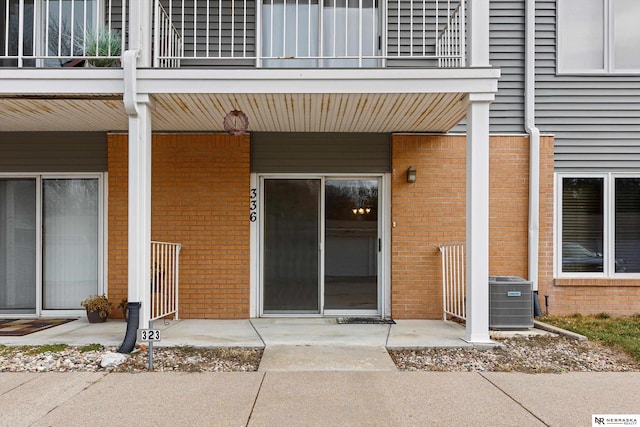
[[525, 0, 540, 292]]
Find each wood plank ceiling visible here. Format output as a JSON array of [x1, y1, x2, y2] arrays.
[[0, 92, 468, 133]]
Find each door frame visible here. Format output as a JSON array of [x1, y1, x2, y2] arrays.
[[250, 172, 391, 318], [0, 172, 106, 318]]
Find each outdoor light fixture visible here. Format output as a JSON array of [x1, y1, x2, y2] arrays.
[[406, 166, 417, 183], [223, 109, 249, 136], [352, 207, 372, 215]]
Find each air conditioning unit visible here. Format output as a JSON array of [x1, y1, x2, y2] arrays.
[[489, 276, 534, 330]]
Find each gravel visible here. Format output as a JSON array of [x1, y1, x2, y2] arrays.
[[0, 346, 263, 373], [1, 335, 638, 373], [390, 335, 640, 373]]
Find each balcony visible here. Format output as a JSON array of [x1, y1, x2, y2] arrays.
[[1, 0, 465, 68]]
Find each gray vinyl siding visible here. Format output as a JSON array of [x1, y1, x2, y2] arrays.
[[451, 0, 525, 133], [0, 133, 107, 172], [107, 0, 125, 35], [536, 0, 640, 171], [385, 1, 458, 68], [251, 133, 390, 173], [161, 0, 256, 64]]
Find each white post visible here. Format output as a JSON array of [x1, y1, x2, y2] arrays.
[[125, 0, 153, 329], [467, 0, 490, 67], [464, 93, 493, 344], [128, 96, 153, 328], [128, 0, 153, 67]]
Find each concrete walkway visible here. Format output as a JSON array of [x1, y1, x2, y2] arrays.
[[1, 318, 489, 371], [1, 371, 638, 426]]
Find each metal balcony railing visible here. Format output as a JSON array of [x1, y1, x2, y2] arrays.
[[439, 243, 466, 321], [155, 0, 466, 67], [151, 241, 181, 321], [1, 0, 465, 68], [1, 0, 126, 68]]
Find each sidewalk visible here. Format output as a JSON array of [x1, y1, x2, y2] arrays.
[[2, 371, 639, 426], [2, 319, 638, 426]]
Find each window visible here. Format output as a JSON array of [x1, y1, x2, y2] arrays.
[[557, 0, 640, 73], [558, 174, 640, 276]]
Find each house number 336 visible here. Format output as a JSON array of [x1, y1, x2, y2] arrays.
[[250, 189, 257, 222]]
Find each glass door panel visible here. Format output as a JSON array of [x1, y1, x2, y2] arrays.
[[44, 0, 98, 66], [0, 0, 36, 67], [263, 179, 320, 313], [0, 179, 37, 314], [43, 178, 99, 309], [324, 179, 378, 310]]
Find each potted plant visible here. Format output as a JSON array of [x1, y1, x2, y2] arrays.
[[81, 294, 112, 323], [85, 28, 122, 67]]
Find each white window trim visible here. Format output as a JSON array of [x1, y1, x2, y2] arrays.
[[557, 0, 640, 75], [556, 172, 640, 279], [0, 172, 106, 318]]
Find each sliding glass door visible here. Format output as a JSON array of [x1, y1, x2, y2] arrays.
[[324, 179, 378, 310], [263, 179, 321, 313], [0, 179, 37, 314], [261, 0, 379, 68], [43, 178, 99, 309], [0, 175, 101, 316], [261, 176, 380, 315]]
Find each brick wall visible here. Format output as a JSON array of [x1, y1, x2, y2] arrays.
[[536, 134, 640, 316], [391, 134, 551, 319], [107, 133, 250, 319], [107, 132, 637, 320]]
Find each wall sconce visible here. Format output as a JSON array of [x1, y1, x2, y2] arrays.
[[406, 166, 417, 183]]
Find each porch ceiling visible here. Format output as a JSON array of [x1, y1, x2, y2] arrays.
[[0, 92, 468, 133], [0, 67, 499, 133], [153, 92, 469, 133]]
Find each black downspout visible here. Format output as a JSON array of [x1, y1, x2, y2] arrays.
[[118, 302, 141, 354], [533, 290, 543, 318]]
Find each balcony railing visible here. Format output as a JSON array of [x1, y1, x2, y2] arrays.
[[1, 0, 465, 68], [1, 0, 126, 68]]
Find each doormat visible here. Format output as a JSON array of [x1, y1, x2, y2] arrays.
[[0, 318, 76, 336], [336, 317, 396, 325]]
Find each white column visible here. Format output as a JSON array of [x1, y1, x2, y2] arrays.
[[465, 93, 493, 344], [467, 0, 490, 67], [128, 96, 153, 327], [128, 1, 153, 67]]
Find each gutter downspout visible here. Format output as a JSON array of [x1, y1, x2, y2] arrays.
[[525, 0, 541, 302], [118, 49, 141, 354]]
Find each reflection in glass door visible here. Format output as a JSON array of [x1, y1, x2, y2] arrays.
[[0, 179, 37, 315], [324, 179, 378, 310], [263, 179, 321, 313], [261, 177, 380, 315]]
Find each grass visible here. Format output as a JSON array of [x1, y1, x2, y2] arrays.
[[542, 314, 640, 361], [79, 343, 103, 353], [0, 344, 69, 356]]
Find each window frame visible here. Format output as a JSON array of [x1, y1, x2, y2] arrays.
[[0, 172, 106, 317], [557, 0, 640, 75], [556, 172, 640, 279]]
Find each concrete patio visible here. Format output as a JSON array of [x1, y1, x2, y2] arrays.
[[0, 318, 481, 349]]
